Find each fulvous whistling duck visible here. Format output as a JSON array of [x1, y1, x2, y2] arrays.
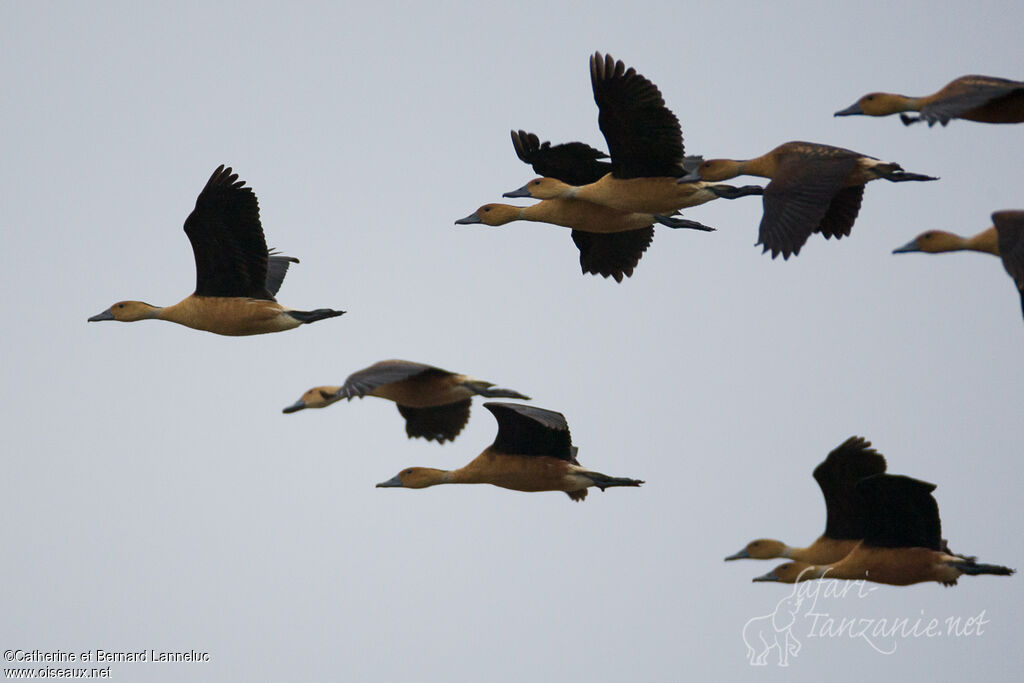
[[504, 130, 763, 214], [454, 200, 712, 282], [753, 474, 1014, 586], [725, 436, 886, 565], [678, 141, 937, 259], [894, 211, 1024, 319], [282, 360, 530, 443], [88, 165, 345, 336], [835, 75, 1024, 126], [376, 402, 643, 501], [506, 54, 763, 216]]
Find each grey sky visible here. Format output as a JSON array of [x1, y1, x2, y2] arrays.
[[2, 1, 1021, 680]]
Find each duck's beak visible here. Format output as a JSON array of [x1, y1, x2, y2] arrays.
[[752, 570, 780, 582], [454, 211, 481, 225], [376, 475, 404, 488], [834, 102, 864, 117], [724, 548, 751, 561], [892, 239, 921, 254], [88, 308, 115, 322], [282, 399, 307, 414], [502, 183, 532, 198]]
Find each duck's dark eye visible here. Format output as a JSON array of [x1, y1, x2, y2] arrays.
[[482, 207, 491, 212], [531, 180, 540, 186], [865, 95, 875, 101], [117, 303, 125, 308]]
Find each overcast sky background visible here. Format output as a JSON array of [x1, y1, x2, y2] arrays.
[[2, 1, 1022, 680]]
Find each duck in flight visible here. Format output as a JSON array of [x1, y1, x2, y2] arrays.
[[88, 165, 345, 335], [505, 53, 764, 216], [835, 75, 1024, 126], [725, 436, 886, 565], [454, 129, 757, 282], [283, 359, 530, 444], [678, 141, 937, 259], [752, 474, 1014, 586], [893, 210, 1024, 320], [376, 402, 643, 501]]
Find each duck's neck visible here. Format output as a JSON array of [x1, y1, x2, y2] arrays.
[[897, 94, 925, 112], [798, 564, 834, 581], [139, 303, 166, 320], [730, 157, 764, 179], [965, 227, 1000, 255], [777, 544, 800, 560], [932, 229, 999, 255], [520, 202, 562, 225]]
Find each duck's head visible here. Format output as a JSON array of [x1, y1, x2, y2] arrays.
[[88, 300, 160, 323], [835, 92, 911, 118], [454, 204, 521, 227], [892, 230, 964, 254], [725, 539, 790, 561], [376, 467, 448, 489], [678, 159, 743, 183], [503, 177, 572, 200], [282, 386, 343, 414], [752, 561, 819, 583]]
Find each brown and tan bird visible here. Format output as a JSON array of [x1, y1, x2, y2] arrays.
[[504, 54, 764, 216], [835, 75, 1024, 126], [725, 437, 886, 565], [455, 199, 712, 283], [893, 210, 1024, 319], [753, 474, 1014, 586], [678, 141, 936, 259], [88, 165, 344, 335], [376, 402, 643, 500], [283, 360, 530, 443]]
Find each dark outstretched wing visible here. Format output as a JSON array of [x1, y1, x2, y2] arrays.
[[571, 227, 653, 283], [484, 402, 574, 461], [857, 474, 942, 551], [265, 250, 299, 297], [591, 52, 685, 179], [815, 185, 865, 241], [396, 401, 471, 443], [812, 436, 887, 540], [922, 76, 1024, 126], [758, 154, 858, 259], [183, 165, 275, 300], [510, 130, 611, 186], [337, 360, 452, 400], [993, 211, 1024, 320]]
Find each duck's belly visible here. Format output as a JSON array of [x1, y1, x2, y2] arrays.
[[168, 296, 300, 336], [580, 176, 713, 214], [372, 376, 472, 407]]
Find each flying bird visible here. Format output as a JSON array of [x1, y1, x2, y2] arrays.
[[893, 211, 1024, 320], [752, 474, 1014, 586], [376, 402, 643, 501], [678, 141, 936, 259], [283, 360, 530, 444], [88, 165, 344, 335], [725, 436, 887, 565], [835, 75, 1024, 126]]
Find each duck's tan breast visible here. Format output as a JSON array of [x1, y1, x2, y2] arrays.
[[161, 296, 300, 336], [370, 374, 473, 407], [832, 546, 943, 586], [792, 537, 860, 565], [577, 175, 698, 214], [455, 453, 574, 492], [535, 198, 654, 233]]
